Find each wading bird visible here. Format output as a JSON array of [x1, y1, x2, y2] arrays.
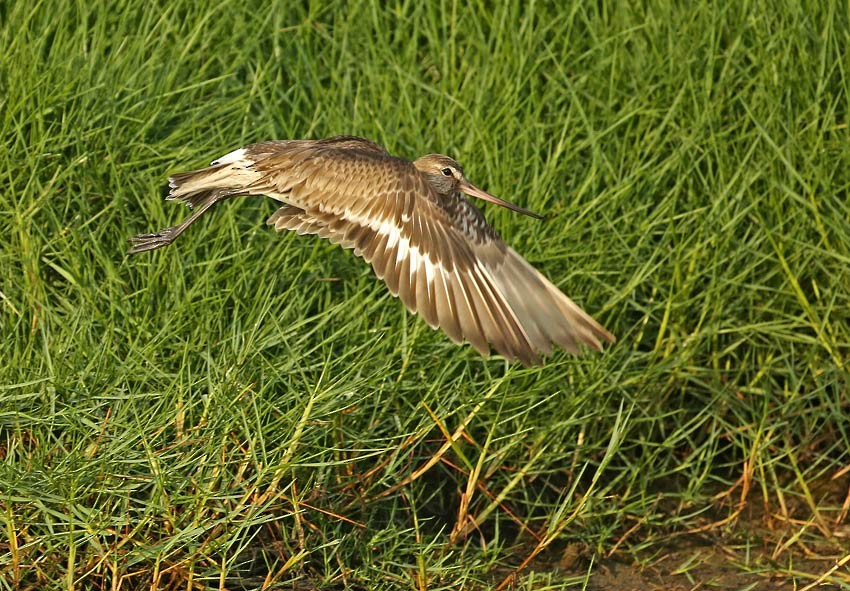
[[130, 136, 615, 365]]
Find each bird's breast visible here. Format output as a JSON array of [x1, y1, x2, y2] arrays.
[[436, 193, 500, 244]]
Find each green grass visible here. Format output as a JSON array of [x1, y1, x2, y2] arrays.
[[2, 1, 850, 589]]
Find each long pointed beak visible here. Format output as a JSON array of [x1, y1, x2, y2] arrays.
[[460, 180, 544, 220]]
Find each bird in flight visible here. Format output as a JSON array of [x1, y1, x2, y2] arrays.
[[129, 136, 615, 365]]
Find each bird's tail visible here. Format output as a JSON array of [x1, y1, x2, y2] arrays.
[[129, 158, 260, 254], [164, 164, 245, 208]]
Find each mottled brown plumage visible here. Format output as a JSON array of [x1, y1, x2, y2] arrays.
[[129, 136, 615, 365]]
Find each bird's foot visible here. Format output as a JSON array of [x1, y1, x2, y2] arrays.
[[128, 227, 178, 254]]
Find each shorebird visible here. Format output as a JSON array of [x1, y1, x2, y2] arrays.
[[130, 136, 615, 365]]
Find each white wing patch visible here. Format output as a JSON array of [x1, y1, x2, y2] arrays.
[[370, 218, 440, 288], [378, 219, 401, 248]]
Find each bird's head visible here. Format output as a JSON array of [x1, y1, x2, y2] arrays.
[[413, 154, 543, 219]]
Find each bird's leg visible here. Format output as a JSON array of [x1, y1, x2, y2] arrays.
[[128, 194, 222, 254]]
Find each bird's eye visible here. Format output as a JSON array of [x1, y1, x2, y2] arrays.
[[441, 167, 453, 176]]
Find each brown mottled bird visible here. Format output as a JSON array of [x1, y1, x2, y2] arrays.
[[129, 136, 615, 365]]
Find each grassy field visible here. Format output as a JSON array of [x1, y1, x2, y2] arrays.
[[2, 1, 850, 589]]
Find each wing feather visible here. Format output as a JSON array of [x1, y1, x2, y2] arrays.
[[446, 269, 489, 356], [415, 258, 438, 329], [431, 268, 462, 342], [396, 245, 415, 312]]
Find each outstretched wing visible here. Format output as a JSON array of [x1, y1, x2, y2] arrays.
[[241, 140, 614, 365]]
